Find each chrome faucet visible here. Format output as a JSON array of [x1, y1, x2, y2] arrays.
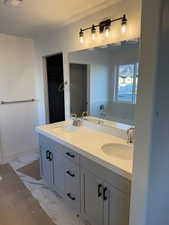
[[81, 111, 88, 119], [71, 113, 82, 127], [127, 127, 135, 144], [71, 113, 77, 120]]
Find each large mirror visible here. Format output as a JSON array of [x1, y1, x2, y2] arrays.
[[68, 39, 139, 126]]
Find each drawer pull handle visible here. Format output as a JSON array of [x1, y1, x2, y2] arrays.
[[103, 187, 108, 201], [46, 150, 50, 160], [66, 152, 75, 158], [49, 152, 53, 161], [98, 184, 103, 197], [66, 170, 75, 177], [67, 193, 76, 201]]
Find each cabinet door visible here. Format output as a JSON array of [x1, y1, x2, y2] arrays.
[[81, 169, 104, 225], [40, 145, 53, 186], [52, 149, 65, 196], [104, 183, 130, 225]]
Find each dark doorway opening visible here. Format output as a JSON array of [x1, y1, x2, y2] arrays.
[[69, 63, 87, 117], [46, 53, 65, 123]]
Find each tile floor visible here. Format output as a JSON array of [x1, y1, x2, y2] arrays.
[[9, 152, 88, 225]]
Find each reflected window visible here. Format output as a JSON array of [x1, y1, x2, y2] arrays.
[[114, 63, 139, 104]]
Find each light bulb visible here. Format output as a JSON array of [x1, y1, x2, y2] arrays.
[[121, 14, 127, 33], [79, 29, 84, 44], [121, 23, 127, 33], [80, 36, 84, 43], [104, 26, 110, 38], [92, 33, 96, 41], [91, 25, 96, 41]]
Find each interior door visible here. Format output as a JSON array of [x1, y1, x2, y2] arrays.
[[81, 169, 104, 225], [69, 63, 87, 116], [46, 53, 65, 123]]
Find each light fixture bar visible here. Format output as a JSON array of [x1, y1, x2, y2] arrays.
[[79, 14, 128, 43], [80, 14, 127, 32]]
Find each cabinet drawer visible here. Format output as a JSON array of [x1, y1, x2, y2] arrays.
[[64, 158, 80, 185], [65, 191, 80, 213], [64, 148, 79, 165], [64, 159, 80, 212], [39, 134, 79, 164]]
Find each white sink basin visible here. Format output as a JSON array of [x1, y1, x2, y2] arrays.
[[101, 143, 132, 160]]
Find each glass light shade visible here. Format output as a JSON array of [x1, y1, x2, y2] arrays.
[[80, 36, 84, 43], [91, 25, 96, 41], [104, 25, 111, 38], [91, 32, 96, 41], [121, 23, 127, 33]]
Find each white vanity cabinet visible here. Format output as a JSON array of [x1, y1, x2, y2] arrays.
[[38, 134, 131, 225]]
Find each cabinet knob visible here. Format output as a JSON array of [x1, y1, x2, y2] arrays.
[[67, 193, 76, 201], [103, 187, 108, 201], [98, 184, 103, 197], [46, 150, 53, 161], [66, 152, 75, 158], [46, 150, 50, 160], [66, 170, 75, 177], [49, 152, 53, 161]]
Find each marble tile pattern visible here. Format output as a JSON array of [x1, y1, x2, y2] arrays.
[[8, 152, 90, 225]]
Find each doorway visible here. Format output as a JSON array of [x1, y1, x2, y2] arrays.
[[46, 53, 65, 123], [69, 63, 87, 117]]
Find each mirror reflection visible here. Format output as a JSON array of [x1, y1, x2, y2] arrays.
[[68, 39, 139, 126]]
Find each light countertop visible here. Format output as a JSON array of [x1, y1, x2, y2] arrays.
[[36, 121, 133, 180]]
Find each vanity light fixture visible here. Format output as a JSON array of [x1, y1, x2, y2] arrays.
[[79, 14, 128, 43]]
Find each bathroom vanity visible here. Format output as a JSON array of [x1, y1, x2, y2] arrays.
[[36, 122, 133, 225]]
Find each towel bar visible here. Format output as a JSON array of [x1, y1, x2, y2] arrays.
[[0, 99, 35, 105]]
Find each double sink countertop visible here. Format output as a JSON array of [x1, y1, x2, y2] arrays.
[[36, 121, 133, 180]]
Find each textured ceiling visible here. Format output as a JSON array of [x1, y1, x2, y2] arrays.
[[0, 0, 121, 38]]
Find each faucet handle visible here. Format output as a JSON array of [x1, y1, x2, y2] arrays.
[[81, 111, 88, 119], [71, 113, 77, 120], [127, 127, 135, 135], [127, 127, 135, 144]]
